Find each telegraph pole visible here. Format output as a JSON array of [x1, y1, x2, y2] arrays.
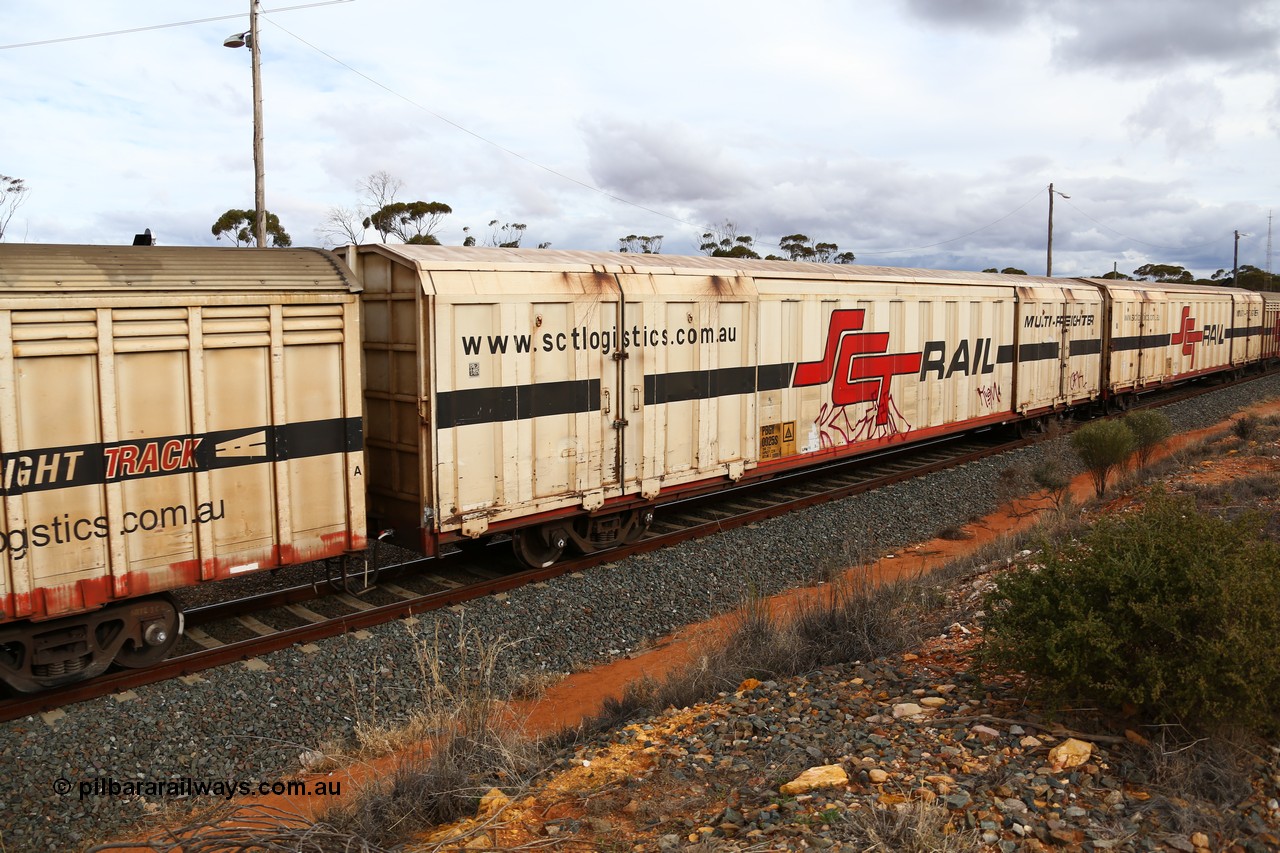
[[223, 1, 267, 248], [1046, 183, 1069, 276], [250, 0, 266, 248], [1233, 229, 1246, 286]]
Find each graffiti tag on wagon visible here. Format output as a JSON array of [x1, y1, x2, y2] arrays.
[[976, 382, 1002, 408]]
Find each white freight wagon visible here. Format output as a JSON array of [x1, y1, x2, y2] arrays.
[[1092, 280, 1242, 397], [0, 245, 366, 692], [1265, 293, 1280, 363], [345, 246, 1103, 567]]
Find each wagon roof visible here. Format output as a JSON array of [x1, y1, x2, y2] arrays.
[[1079, 277, 1256, 298], [354, 244, 1080, 288], [0, 244, 357, 292]]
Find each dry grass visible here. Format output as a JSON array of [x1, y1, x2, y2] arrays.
[[841, 800, 983, 852], [324, 625, 547, 846], [1123, 725, 1268, 840], [577, 564, 949, 737]]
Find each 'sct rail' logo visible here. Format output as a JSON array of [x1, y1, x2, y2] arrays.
[[793, 309, 923, 426], [1170, 305, 1203, 366]]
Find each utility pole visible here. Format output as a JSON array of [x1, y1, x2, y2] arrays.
[[1046, 183, 1069, 276], [1233, 229, 1247, 287], [223, 1, 267, 248], [250, 0, 266, 249], [1267, 210, 1273, 282]]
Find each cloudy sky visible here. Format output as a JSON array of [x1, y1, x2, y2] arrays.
[[1, 0, 1277, 278]]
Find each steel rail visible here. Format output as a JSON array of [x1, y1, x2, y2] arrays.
[[2, 367, 1271, 721]]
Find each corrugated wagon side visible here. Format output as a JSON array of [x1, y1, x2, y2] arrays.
[[350, 244, 660, 566], [1092, 280, 1239, 401], [0, 245, 366, 692], [1265, 292, 1280, 363], [350, 247, 1104, 568]]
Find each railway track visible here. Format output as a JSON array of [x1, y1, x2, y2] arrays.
[[0, 369, 1266, 721]]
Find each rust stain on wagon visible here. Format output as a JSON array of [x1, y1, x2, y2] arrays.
[[165, 531, 362, 587], [7, 574, 116, 620], [587, 270, 617, 292], [704, 275, 737, 295]]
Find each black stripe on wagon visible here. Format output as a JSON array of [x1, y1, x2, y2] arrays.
[[1019, 341, 1060, 361], [0, 417, 363, 497], [758, 362, 795, 392], [1227, 325, 1265, 338], [645, 363, 795, 405], [996, 345, 1015, 364], [435, 379, 602, 429], [645, 366, 759, 405], [439, 364, 799, 429], [1069, 338, 1104, 356], [1111, 333, 1172, 352]]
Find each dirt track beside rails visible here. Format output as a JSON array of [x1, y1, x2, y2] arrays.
[[106, 398, 1280, 851]]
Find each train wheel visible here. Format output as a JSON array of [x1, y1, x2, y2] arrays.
[[620, 508, 655, 545], [513, 526, 567, 569], [113, 597, 181, 669]]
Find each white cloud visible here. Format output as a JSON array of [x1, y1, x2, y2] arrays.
[[0, 0, 1274, 278]]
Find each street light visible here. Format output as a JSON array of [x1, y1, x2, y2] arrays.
[[224, 0, 266, 248], [1046, 182, 1069, 277]]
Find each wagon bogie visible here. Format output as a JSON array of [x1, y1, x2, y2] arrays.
[[0, 593, 180, 693]]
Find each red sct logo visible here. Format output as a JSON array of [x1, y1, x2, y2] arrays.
[[793, 309, 923, 426], [1169, 306, 1203, 366]]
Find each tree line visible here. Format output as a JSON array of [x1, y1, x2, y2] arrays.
[[981, 261, 1278, 291], [6, 166, 1273, 292]]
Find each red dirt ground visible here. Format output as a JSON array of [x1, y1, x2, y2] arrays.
[[112, 400, 1280, 850]]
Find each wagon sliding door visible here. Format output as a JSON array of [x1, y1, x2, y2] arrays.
[[632, 281, 755, 494], [431, 272, 614, 537]]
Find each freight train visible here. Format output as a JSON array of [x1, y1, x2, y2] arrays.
[[0, 243, 1276, 692]]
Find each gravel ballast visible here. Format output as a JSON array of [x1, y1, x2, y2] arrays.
[[3, 375, 1278, 851]]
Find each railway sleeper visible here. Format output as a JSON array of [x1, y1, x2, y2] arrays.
[[0, 594, 181, 694]]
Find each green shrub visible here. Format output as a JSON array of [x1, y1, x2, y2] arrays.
[[1071, 418, 1135, 497], [981, 487, 1280, 732], [1124, 409, 1173, 468], [1031, 456, 1073, 510], [1232, 413, 1258, 441]]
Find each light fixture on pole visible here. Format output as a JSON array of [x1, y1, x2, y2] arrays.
[[224, 0, 266, 248], [1046, 182, 1069, 277]]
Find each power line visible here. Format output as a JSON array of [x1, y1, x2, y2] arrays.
[[7, 7, 1258, 264], [1058, 195, 1227, 253], [262, 15, 710, 232], [264, 15, 1071, 252], [855, 187, 1046, 256], [0, 2, 354, 51]]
